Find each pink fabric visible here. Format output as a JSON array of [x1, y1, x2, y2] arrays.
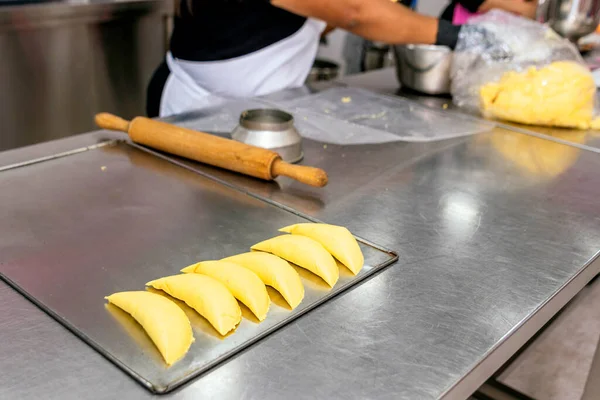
[[452, 4, 482, 25], [453, 1, 527, 25]]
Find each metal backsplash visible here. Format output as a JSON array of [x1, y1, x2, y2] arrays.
[[0, 1, 173, 152]]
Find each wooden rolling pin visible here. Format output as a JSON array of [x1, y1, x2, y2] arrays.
[[95, 113, 328, 187]]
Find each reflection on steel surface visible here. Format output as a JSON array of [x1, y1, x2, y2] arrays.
[[491, 130, 584, 178]]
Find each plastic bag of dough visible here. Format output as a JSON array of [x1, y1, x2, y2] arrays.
[[450, 10, 600, 129]]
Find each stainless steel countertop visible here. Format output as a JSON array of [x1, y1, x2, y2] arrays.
[[340, 68, 600, 153], [2, 84, 600, 399]]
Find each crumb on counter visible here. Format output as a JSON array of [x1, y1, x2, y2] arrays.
[[323, 144, 328, 149], [341, 97, 352, 103], [442, 104, 448, 109], [101, 166, 107, 171]]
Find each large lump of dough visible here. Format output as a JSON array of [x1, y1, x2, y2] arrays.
[[480, 61, 599, 129]]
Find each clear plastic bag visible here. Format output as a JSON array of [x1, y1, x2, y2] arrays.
[[450, 10, 587, 115], [167, 87, 495, 145], [277, 87, 494, 144]]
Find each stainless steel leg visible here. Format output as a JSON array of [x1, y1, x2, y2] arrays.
[[582, 331, 600, 400], [473, 274, 600, 400], [474, 380, 536, 400]]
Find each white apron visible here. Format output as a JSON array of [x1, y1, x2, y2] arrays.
[[159, 18, 326, 117]]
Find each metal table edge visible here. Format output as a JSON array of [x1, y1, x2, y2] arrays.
[[440, 251, 600, 400]]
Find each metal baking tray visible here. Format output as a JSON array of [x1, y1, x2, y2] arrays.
[[0, 141, 397, 394]]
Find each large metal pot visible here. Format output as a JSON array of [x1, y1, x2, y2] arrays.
[[393, 44, 453, 95], [306, 59, 340, 84], [537, 0, 600, 42]]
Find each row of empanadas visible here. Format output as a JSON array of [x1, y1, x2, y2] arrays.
[[105, 223, 364, 366]]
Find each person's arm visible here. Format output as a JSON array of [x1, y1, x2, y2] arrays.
[[459, 0, 538, 19], [321, 25, 337, 38], [271, 0, 441, 45]]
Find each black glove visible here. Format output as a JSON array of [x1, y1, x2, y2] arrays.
[[436, 19, 462, 49]]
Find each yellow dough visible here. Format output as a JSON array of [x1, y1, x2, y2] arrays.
[[105, 291, 194, 366], [181, 261, 270, 321], [251, 235, 339, 287], [279, 223, 364, 275], [480, 61, 600, 129], [146, 274, 241, 336], [222, 252, 305, 309]]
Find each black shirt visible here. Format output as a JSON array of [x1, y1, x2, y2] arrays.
[[440, 0, 486, 21], [172, 0, 417, 62], [171, 1, 307, 62]]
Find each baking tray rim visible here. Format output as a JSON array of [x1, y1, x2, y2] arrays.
[[0, 139, 399, 394]]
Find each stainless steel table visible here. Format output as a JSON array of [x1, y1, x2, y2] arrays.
[[1, 82, 600, 399]]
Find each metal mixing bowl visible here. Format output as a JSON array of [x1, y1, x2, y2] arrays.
[[537, 0, 600, 42], [393, 44, 453, 95], [231, 109, 303, 164]]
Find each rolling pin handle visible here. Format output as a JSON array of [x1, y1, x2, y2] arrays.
[[95, 113, 131, 133], [271, 159, 328, 188]]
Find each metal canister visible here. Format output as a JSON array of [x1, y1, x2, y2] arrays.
[[393, 44, 453, 95], [232, 109, 304, 164]]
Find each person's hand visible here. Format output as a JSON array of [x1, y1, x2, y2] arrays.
[[436, 19, 462, 49]]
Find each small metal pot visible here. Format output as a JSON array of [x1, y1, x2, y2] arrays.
[[393, 44, 453, 95], [232, 109, 303, 164], [306, 59, 340, 84], [363, 41, 393, 71]]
